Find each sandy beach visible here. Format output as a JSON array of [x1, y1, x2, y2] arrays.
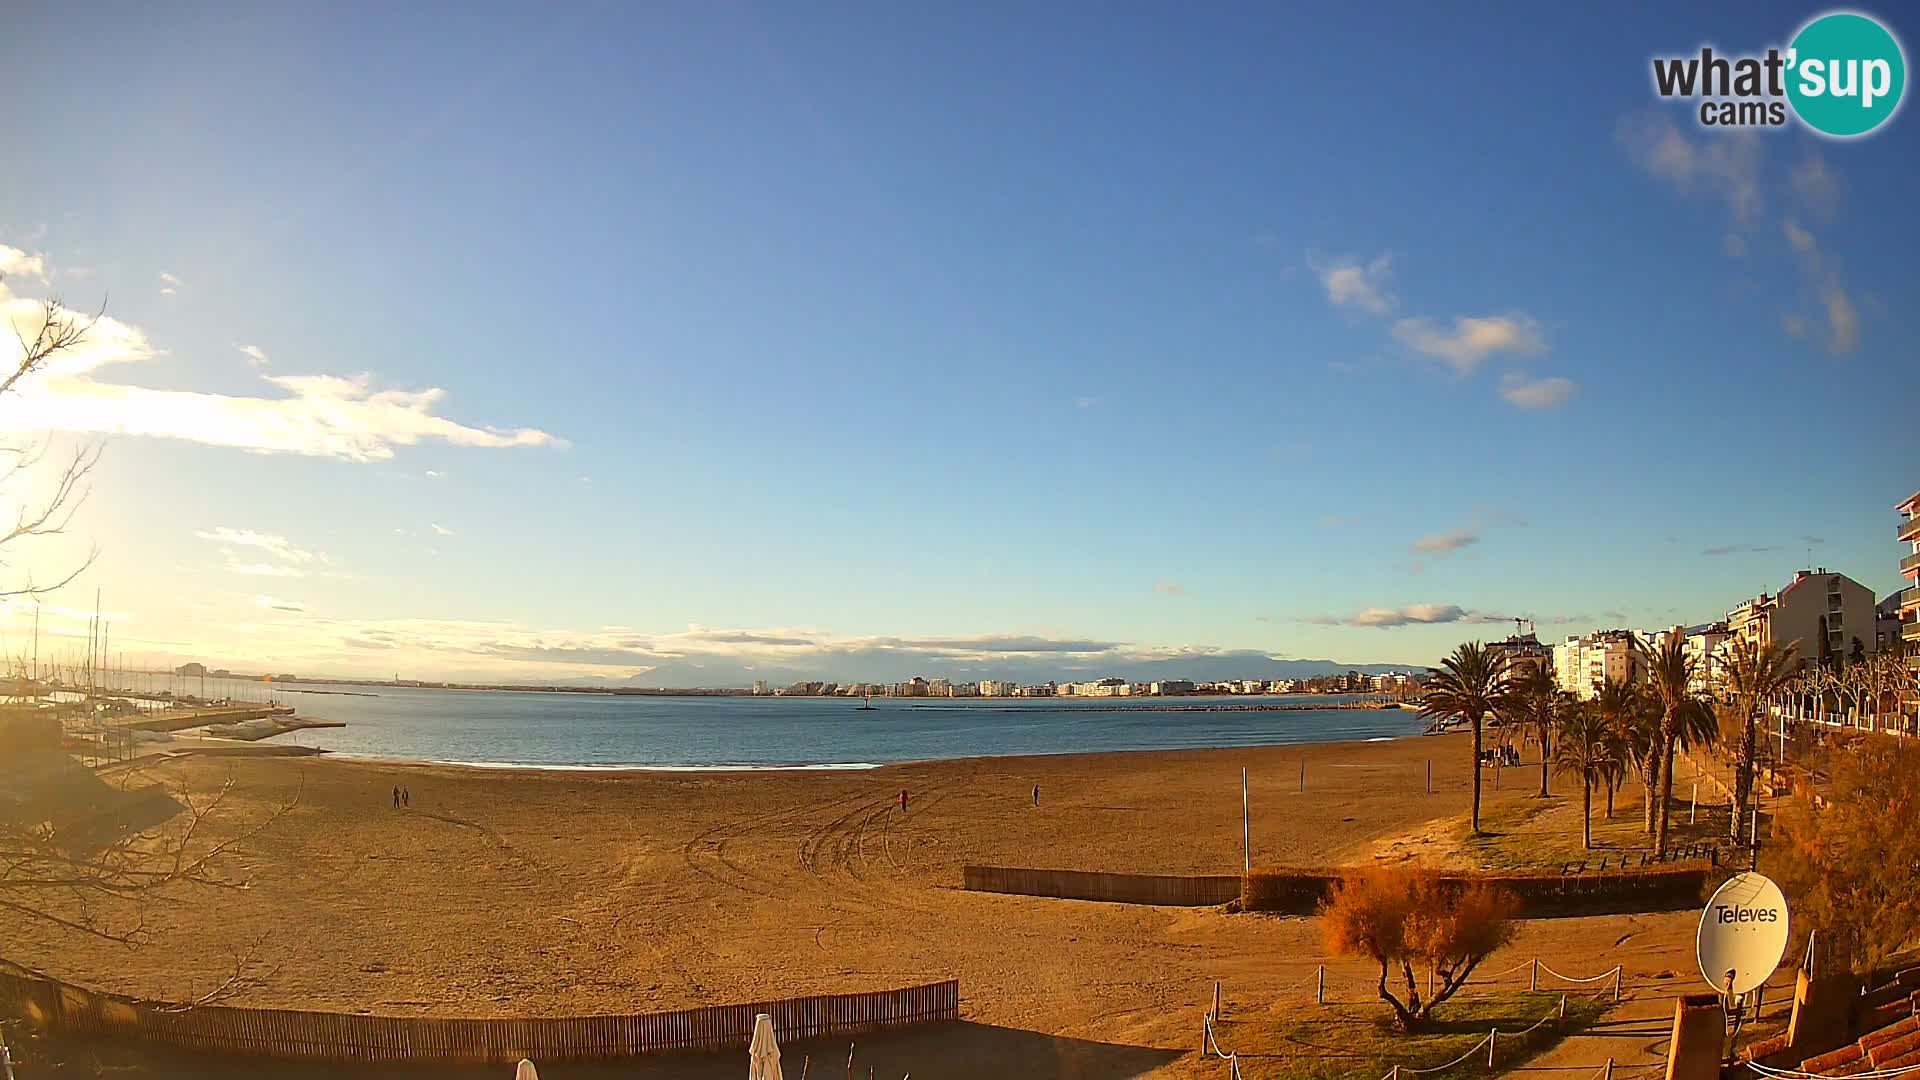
[[6, 733, 1705, 1076]]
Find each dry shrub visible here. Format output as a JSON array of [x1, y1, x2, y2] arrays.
[[1321, 865, 1518, 1031]]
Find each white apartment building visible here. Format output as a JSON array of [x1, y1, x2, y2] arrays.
[[1550, 630, 1639, 699], [978, 680, 1013, 697]]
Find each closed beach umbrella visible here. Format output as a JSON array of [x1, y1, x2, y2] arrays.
[[749, 1013, 784, 1080], [514, 1059, 539, 1080]]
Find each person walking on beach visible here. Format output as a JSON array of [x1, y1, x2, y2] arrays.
[[392, 785, 400, 809], [402, 787, 411, 808], [1032, 783, 1040, 808], [898, 788, 908, 813]]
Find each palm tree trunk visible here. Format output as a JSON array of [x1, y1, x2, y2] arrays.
[[1642, 757, 1659, 836], [1733, 711, 1755, 845], [1582, 778, 1592, 850], [1605, 777, 1616, 819], [1538, 727, 1549, 798], [1470, 712, 1483, 835], [1655, 727, 1676, 857]]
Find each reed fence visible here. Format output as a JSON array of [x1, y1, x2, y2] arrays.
[[0, 964, 957, 1064], [962, 865, 1242, 906]]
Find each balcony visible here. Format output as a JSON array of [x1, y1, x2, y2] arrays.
[[1903, 515, 1920, 543], [1905, 587, 1920, 613], [1908, 618, 1920, 642], [1904, 550, 1920, 576]]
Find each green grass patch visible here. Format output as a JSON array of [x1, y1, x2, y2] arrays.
[[1207, 990, 1612, 1080]]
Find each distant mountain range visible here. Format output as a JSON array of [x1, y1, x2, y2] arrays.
[[604, 651, 1421, 690]]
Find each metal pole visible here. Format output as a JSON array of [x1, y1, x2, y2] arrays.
[[1242, 768, 1250, 872], [1317, 965, 1325, 1004], [1606, 1058, 1615, 1080], [1751, 805, 1761, 872], [1690, 783, 1697, 825], [1299, 759, 1305, 793], [1427, 758, 1432, 794], [1214, 980, 1222, 1019]]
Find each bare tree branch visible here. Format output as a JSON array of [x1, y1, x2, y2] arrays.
[[0, 293, 105, 598]]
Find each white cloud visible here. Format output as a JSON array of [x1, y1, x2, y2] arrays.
[[1312, 253, 1395, 316], [0, 245, 49, 283], [424, 470, 444, 480], [252, 595, 306, 613], [0, 264, 559, 464], [1391, 314, 1546, 374], [1328, 603, 1507, 629], [228, 561, 306, 578], [195, 526, 317, 565], [236, 343, 269, 366], [1617, 115, 1763, 224], [1783, 219, 1816, 254], [159, 287, 176, 296], [1821, 285, 1860, 354], [1789, 154, 1841, 222], [1497, 371, 1578, 409], [1412, 528, 1479, 556], [430, 523, 454, 536], [159, 272, 182, 287], [1073, 396, 1098, 409]]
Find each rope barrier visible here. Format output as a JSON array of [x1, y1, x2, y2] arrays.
[[1216, 996, 1566, 1078], [1537, 962, 1626, 985]]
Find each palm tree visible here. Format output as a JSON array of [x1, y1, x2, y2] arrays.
[[1420, 642, 1512, 836], [1640, 635, 1714, 857], [1499, 660, 1561, 798], [1592, 677, 1642, 821], [1719, 637, 1800, 848], [1552, 700, 1625, 850]]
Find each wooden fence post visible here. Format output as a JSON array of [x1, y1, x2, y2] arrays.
[[1487, 1028, 1497, 1071], [1530, 958, 1538, 992], [1317, 966, 1325, 1005]]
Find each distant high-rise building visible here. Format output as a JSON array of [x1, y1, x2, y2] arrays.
[[752, 679, 770, 696]]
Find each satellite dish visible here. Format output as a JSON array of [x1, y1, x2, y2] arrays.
[[1697, 871, 1790, 996]]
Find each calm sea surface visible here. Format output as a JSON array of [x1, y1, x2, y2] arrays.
[[186, 684, 1429, 768]]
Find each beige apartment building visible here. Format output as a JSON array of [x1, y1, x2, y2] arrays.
[[1726, 568, 1877, 669], [1899, 490, 1920, 724]]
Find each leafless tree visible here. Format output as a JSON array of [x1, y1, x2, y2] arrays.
[[2, 281, 102, 598], [2, 281, 298, 1007]]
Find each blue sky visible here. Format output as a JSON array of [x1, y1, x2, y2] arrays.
[[0, 2, 1914, 682]]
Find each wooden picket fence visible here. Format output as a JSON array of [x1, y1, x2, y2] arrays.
[[963, 865, 1242, 906], [0, 964, 958, 1064]]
